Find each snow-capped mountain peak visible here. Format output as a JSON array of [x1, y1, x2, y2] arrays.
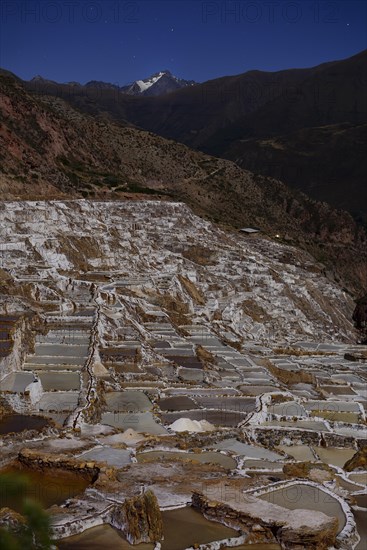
[[121, 70, 196, 96]]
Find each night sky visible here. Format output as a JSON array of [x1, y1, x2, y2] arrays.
[[1, 0, 366, 85]]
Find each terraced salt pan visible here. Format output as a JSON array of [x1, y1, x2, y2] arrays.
[[313, 446, 357, 469], [214, 439, 283, 461], [157, 396, 200, 411], [0, 372, 36, 392], [276, 445, 315, 462], [262, 420, 330, 431], [101, 412, 167, 435], [259, 484, 346, 532], [25, 356, 85, 366], [136, 450, 237, 469], [164, 387, 240, 396], [193, 397, 256, 413], [162, 409, 248, 427], [77, 446, 131, 467], [177, 367, 204, 382], [37, 391, 79, 412], [34, 344, 89, 357], [169, 418, 215, 433], [38, 372, 80, 391], [268, 401, 308, 417], [104, 391, 153, 412]]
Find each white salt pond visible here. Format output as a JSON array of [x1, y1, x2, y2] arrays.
[[101, 412, 167, 435], [0, 372, 36, 392], [162, 409, 248, 427], [259, 484, 346, 532], [214, 438, 283, 461], [34, 344, 89, 357], [268, 401, 308, 417], [104, 391, 153, 412], [193, 397, 256, 412], [276, 445, 315, 462], [77, 446, 131, 467], [39, 372, 80, 391], [38, 392, 79, 412]]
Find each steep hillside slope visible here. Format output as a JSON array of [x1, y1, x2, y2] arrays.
[[24, 51, 367, 217], [0, 72, 366, 296]]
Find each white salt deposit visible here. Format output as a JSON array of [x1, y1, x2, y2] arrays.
[[169, 418, 215, 433]]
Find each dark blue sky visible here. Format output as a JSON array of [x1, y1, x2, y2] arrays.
[[1, 0, 366, 84]]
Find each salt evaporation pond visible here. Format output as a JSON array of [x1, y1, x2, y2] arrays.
[[77, 446, 131, 467], [0, 465, 91, 511], [0, 414, 49, 435], [162, 409, 248, 427], [39, 372, 80, 391], [313, 446, 356, 468], [259, 484, 346, 532], [104, 391, 153, 412], [214, 438, 283, 461], [136, 450, 237, 469], [276, 445, 315, 462], [157, 395, 200, 411], [57, 507, 238, 549], [101, 412, 167, 434]]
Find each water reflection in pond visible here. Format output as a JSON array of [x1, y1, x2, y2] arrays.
[[0, 466, 92, 512], [0, 414, 49, 435]]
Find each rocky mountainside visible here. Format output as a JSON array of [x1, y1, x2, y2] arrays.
[[0, 70, 366, 297], [25, 51, 367, 218]]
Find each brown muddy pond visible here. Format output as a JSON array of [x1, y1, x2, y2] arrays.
[[157, 395, 200, 411], [354, 508, 367, 549], [0, 465, 92, 512], [58, 506, 238, 549], [0, 414, 49, 435], [313, 446, 356, 469]]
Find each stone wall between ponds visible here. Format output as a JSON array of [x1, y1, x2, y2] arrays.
[[17, 448, 101, 481], [192, 485, 339, 550], [247, 426, 364, 449]]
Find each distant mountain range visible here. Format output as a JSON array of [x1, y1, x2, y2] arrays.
[[25, 50, 367, 220], [30, 70, 196, 97]]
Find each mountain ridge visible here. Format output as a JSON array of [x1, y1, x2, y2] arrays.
[[0, 70, 366, 297], [22, 50, 367, 218]]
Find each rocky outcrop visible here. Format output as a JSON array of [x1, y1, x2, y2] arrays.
[[283, 461, 335, 483], [192, 485, 339, 550], [109, 490, 163, 545], [344, 446, 367, 471]]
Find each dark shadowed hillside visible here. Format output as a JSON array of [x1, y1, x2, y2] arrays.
[[23, 51, 367, 219]]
